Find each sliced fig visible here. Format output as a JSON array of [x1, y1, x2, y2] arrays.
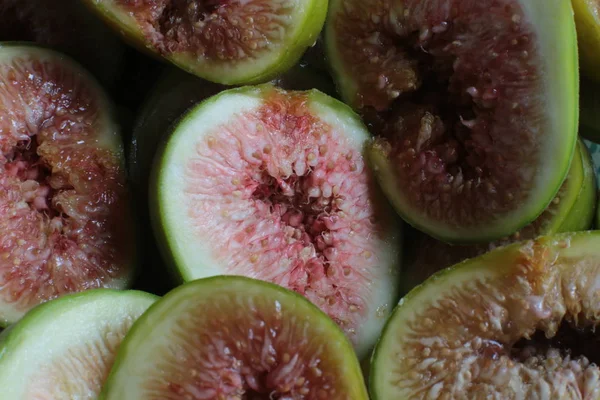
[[401, 139, 597, 293], [102, 276, 369, 399], [150, 85, 402, 358], [371, 231, 600, 398], [0, 289, 157, 398], [572, 0, 600, 82], [83, 0, 328, 85], [325, 0, 579, 243], [0, 0, 125, 90], [0, 44, 136, 325]]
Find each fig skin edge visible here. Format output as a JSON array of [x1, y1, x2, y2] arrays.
[[325, 0, 580, 244], [99, 276, 370, 399], [80, 0, 329, 85]]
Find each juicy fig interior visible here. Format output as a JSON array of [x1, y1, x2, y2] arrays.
[[0, 54, 130, 312], [180, 90, 393, 345], [334, 0, 545, 228], [391, 239, 600, 398], [117, 0, 295, 61], [142, 290, 353, 399]]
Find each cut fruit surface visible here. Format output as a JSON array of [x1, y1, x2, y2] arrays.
[[0, 289, 157, 399], [572, 0, 600, 82], [401, 139, 597, 293], [83, 0, 328, 85], [326, 0, 579, 243], [371, 231, 600, 399], [0, 43, 136, 325], [102, 276, 369, 399], [151, 85, 402, 358]]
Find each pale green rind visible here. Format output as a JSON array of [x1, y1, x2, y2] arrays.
[[329, 0, 579, 244], [369, 230, 600, 399], [0, 289, 158, 399], [558, 139, 597, 232], [100, 276, 369, 399], [150, 84, 402, 360], [81, 0, 328, 85], [0, 43, 137, 326]]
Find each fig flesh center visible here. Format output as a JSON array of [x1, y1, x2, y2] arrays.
[[337, 0, 544, 227], [182, 91, 390, 344], [512, 323, 600, 368], [119, 0, 295, 61]]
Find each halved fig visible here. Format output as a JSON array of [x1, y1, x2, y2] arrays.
[[572, 0, 600, 82], [102, 276, 369, 399], [0, 0, 125, 90], [0, 44, 136, 325], [0, 289, 157, 398], [371, 231, 600, 398], [401, 139, 597, 293], [325, 0, 579, 243], [151, 84, 402, 358], [82, 0, 328, 85]]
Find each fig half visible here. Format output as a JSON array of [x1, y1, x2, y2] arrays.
[[0, 289, 156, 398], [151, 85, 402, 358], [325, 0, 579, 243], [83, 0, 328, 85], [371, 231, 600, 398], [402, 139, 597, 293], [0, 44, 136, 325], [102, 276, 369, 399]]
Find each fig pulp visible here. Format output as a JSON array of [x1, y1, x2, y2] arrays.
[[402, 139, 597, 293], [371, 231, 600, 398], [130, 65, 336, 296], [151, 85, 402, 359], [325, 0, 579, 243], [0, 289, 156, 398], [83, 0, 328, 85], [102, 276, 369, 399], [0, 44, 136, 325]]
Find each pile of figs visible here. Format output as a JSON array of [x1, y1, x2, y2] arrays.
[[0, 0, 599, 398]]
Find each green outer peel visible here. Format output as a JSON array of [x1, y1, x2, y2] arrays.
[[558, 139, 597, 232], [0, 289, 158, 399], [149, 84, 402, 360], [81, 0, 328, 85], [571, 0, 600, 83], [327, 0, 579, 244], [0, 42, 137, 326], [369, 230, 600, 399], [100, 276, 369, 399]]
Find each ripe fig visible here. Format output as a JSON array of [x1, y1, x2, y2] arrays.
[[129, 65, 336, 295], [572, 0, 600, 82], [82, 0, 328, 85], [0, 289, 157, 398], [102, 276, 369, 399], [150, 84, 402, 359], [0, 44, 136, 325], [0, 0, 125, 91], [371, 231, 600, 398], [325, 0, 579, 243], [401, 139, 597, 293]]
